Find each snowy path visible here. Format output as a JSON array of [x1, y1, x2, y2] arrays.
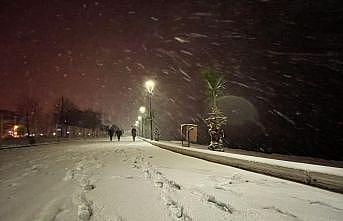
[[0, 138, 342, 221]]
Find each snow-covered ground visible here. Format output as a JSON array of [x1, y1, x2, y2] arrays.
[[0, 137, 342, 221]]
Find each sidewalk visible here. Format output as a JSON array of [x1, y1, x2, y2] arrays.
[[170, 141, 343, 168], [142, 138, 343, 193]]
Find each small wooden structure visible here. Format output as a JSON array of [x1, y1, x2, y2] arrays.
[[181, 124, 197, 147]]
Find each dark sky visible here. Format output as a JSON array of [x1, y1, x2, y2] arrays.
[[1, 0, 342, 157], [0, 0, 216, 125]]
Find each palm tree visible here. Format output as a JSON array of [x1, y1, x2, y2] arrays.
[[202, 68, 227, 151], [202, 68, 226, 113]]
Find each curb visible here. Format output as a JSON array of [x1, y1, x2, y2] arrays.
[[0, 138, 86, 150], [142, 138, 343, 193]]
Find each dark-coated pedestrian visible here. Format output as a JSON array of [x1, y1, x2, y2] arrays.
[[108, 125, 115, 141], [131, 127, 137, 141], [115, 129, 123, 141]]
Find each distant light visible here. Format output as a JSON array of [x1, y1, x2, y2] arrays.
[[40, 133, 44, 136], [53, 132, 56, 136], [145, 80, 155, 94], [138, 116, 142, 121], [66, 131, 70, 134], [139, 106, 146, 114], [57, 128, 61, 131], [13, 125, 19, 138], [87, 133, 91, 136], [78, 132, 82, 136]]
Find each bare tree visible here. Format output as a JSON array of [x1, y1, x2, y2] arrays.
[[53, 96, 78, 125], [17, 96, 41, 138], [53, 96, 87, 137]]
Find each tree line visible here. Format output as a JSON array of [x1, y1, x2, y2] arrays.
[[16, 96, 104, 137]]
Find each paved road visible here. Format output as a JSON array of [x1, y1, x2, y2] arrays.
[[0, 137, 342, 221]]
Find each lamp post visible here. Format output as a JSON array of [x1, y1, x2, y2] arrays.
[[139, 106, 146, 138], [145, 80, 155, 140], [138, 116, 142, 137]]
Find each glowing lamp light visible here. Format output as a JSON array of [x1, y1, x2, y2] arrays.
[[53, 132, 56, 136], [139, 106, 146, 114], [138, 116, 142, 121], [13, 125, 19, 138], [145, 80, 155, 94]]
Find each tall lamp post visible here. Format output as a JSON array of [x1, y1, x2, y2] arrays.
[[139, 106, 146, 138], [145, 80, 155, 140], [137, 116, 142, 137]]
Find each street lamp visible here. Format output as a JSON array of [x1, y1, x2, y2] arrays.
[[145, 80, 155, 94], [145, 80, 155, 140], [139, 106, 146, 138]]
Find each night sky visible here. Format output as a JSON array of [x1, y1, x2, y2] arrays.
[[1, 0, 342, 159]]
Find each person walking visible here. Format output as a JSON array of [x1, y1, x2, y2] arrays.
[[115, 128, 123, 141], [108, 125, 114, 141], [131, 127, 137, 141]]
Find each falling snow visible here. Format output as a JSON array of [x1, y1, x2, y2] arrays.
[[0, 0, 342, 160], [174, 37, 190, 44]]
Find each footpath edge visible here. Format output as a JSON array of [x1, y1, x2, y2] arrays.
[[142, 138, 343, 194]]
